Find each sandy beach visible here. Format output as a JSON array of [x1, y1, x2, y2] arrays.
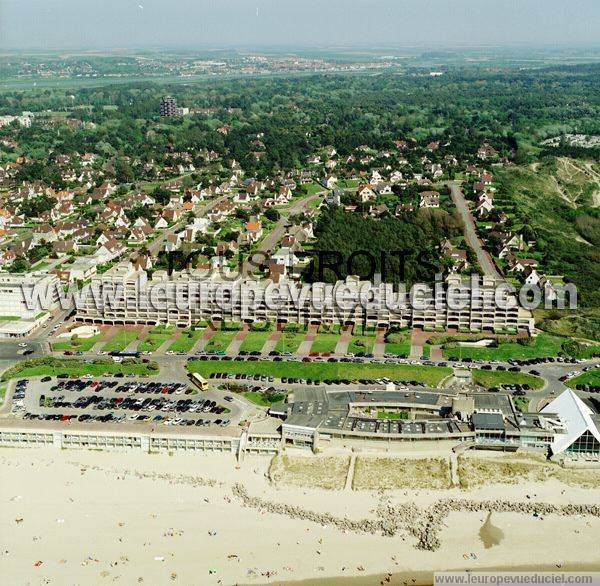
[[1, 447, 599, 585]]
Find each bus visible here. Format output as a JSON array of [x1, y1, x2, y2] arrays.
[[109, 350, 140, 358], [190, 372, 209, 391]]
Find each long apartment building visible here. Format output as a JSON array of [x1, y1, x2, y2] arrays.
[[76, 262, 534, 334]]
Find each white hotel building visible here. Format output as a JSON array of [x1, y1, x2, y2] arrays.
[[76, 262, 534, 334]]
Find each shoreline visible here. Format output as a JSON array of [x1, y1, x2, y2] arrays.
[[270, 563, 600, 586]]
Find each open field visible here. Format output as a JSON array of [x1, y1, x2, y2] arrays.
[[513, 396, 531, 412], [204, 331, 236, 353], [167, 329, 203, 352], [1, 358, 158, 381], [310, 333, 340, 353], [377, 410, 409, 420], [274, 332, 305, 353], [242, 390, 286, 406], [352, 456, 451, 490], [442, 334, 565, 361], [567, 370, 600, 388], [384, 331, 412, 356], [348, 335, 375, 355], [535, 309, 600, 343], [471, 369, 544, 390], [51, 334, 101, 352], [101, 330, 139, 352], [188, 360, 452, 385], [239, 331, 270, 353], [137, 329, 173, 353], [457, 453, 600, 490], [268, 454, 350, 490]]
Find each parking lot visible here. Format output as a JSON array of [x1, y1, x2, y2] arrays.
[[12, 377, 237, 430]]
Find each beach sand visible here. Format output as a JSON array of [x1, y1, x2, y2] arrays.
[[1, 448, 599, 585]]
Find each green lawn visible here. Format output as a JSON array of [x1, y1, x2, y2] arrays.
[[52, 334, 101, 352], [377, 411, 409, 420], [1, 358, 159, 381], [384, 331, 412, 357], [471, 369, 544, 390], [348, 335, 375, 355], [442, 334, 565, 361], [310, 333, 340, 353], [513, 396, 531, 413], [338, 179, 360, 189], [239, 331, 270, 353], [0, 383, 6, 405], [302, 182, 325, 196], [274, 332, 305, 353], [102, 330, 139, 352], [204, 330, 237, 353], [137, 332, 172, 353], [243, 391, 287, 407], [168, 329, 203, 352], [566, 370, 600, 389], [188, 360, 451, 386], [385, 342, 411, 356]]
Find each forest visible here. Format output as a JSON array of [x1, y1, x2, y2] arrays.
[[1, 63, 599, 176]]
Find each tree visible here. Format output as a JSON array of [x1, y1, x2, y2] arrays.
[[152, 186, 171, 206], [11, 258, 31, 273], [264, 207, 280, 222], [114, 158, 134, 183]]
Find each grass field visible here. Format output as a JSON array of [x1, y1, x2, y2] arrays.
[[352, 457, 451, 490], [188, 359, 451, 385], [243, 391, 286, 406], [566, 370, 600, 388], [310, 333, 339, 353], [442, 334, 565, 361], [102, 330, 139, 352], [137, 332, 172, 353], [301, 182, 325, 196], [471, 369, 544, 389], [385, 331, 412, 356], [167, 329, 203, 352], [1, 358, 158, 381], [274, 332, 305, 353], [204, 330, 236, 353], [51, 334, 101, 352], [239, 331, 270, 353], [348, 335, 375, 355], [513, 396, 531, 413], [377, 411, 409, 420]]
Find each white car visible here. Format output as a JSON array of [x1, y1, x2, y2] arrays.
[[18, 342, 28, 348]]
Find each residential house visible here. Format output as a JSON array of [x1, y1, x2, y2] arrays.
[[52, 240, 78, 257], [419, 191, 440, 209], [356, 184, 376, 203]]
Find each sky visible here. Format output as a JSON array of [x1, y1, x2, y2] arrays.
[[0, 0, 599, 51]]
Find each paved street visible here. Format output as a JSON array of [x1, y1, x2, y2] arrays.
[[243, 191, 323, 276], [447, 180, 501, 279]]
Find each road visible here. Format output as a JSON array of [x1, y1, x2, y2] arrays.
[[243, 191, 323, 276], [446, 181, 501, 279]]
